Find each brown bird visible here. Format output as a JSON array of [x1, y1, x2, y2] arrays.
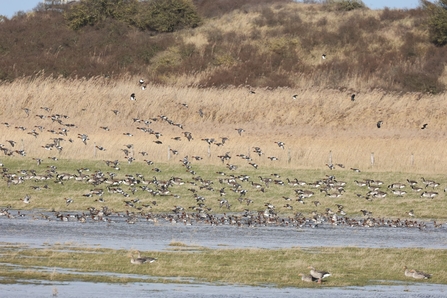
[[410, 269, 432, 279]]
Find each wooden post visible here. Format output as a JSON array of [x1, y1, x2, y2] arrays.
[[371, 152, 374, 166], [208, 144, 211, 158], [329, 150, 332, 165], [288, 149, 291, 164], [411, 153, 414, 166]]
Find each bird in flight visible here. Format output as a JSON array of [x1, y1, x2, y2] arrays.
[[421, 123, 428, 129], [235, 128, 245, 136], [377, 121, 383, 128], [275, 141, 285, 149]]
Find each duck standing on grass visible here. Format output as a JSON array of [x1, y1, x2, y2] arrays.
[[308, 266, 331, 283], [130, 250, 157, 264]]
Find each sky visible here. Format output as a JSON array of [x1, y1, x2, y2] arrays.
[[0, 0, 429, 19]]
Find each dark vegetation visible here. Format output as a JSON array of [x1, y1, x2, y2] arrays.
[[0, 0, 446, 93]]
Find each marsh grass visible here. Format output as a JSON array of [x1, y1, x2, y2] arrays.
[[0, 244, 446, 287]]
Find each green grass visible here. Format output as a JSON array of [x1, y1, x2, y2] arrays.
[[2, 156, 447, 221], [0, 243, 446, 287]]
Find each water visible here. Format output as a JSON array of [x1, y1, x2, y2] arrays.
[[1, 211, 446, 250], [1, 209, 446, 297], [1, 280, 446, 298]]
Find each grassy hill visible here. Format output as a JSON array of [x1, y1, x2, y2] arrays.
[[0, 0, 446, 93]]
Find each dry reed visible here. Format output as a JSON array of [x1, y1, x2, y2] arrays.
[[0, 77, 446, 173]]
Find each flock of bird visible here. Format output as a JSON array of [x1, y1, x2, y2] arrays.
[[1, 147, 445, 232], [0, 78, 445, 233]]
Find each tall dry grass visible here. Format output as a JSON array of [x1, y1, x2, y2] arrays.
[[1, 76, 447, 173]]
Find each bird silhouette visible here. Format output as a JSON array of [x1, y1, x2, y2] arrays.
[[421, 123, 428, 129], [377, 120, 383, 128]]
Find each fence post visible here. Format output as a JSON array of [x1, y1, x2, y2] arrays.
[[288, 149, 291, 164], [411, 153, 414, 166], [371, 152, 374, 166], [329, 150, 332, 165]]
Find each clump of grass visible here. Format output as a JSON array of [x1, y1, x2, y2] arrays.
[[169, 241, 190, 247]]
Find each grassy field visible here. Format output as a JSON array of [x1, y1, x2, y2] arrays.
[[1, 155, 447, 221], [0, 242, 445, 287]]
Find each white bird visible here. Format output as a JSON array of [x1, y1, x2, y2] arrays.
[[21, 195, 31, 204]]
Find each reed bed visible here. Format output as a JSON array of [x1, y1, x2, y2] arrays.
[[0, 77, 447, 172]]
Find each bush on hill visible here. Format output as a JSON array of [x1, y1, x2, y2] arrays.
[[64, 0, 201, 32], [422, 0, 447, 46], [323, 0, 366, 11], [135, 0, 202, 32]]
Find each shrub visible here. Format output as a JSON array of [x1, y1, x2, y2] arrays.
[[324, 0, 367, 11], [422, 0, 447, 46], [136, 0, 202, 32], [65, 0, 201, 33], [379, 7, 408, 22], [64, 0, 138, 30], [193, 0, 291, 19]]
